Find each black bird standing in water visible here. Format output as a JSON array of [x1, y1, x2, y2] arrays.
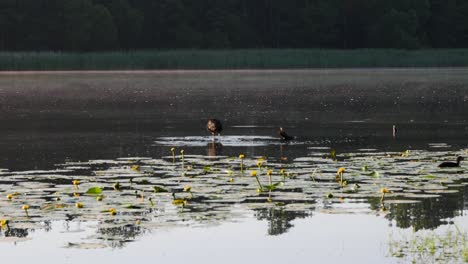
[[279, 127, 294, 141], [206, 119, 223, 141], [438, 156, 464, 168]]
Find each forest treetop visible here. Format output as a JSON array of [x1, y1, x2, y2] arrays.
[[1, 0, 467, 51]]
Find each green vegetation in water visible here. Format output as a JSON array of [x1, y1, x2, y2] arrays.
[[1, 49, 468, 71], [0, 147, 466, 246], [388, 225, 468, 263], [85, 187, 103, 195]]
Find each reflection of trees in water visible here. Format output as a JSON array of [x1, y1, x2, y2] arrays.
[[97, 222, 144, 248], [3, 227, 30, 238], [254, 207, 312, 236], [1, 185, 466, 244], [44, 220, 52, 232], [368, 189, 465, 231]]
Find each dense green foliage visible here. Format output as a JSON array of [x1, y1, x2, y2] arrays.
[[1, 49, 468, 70], [1, 0, 468, 51]]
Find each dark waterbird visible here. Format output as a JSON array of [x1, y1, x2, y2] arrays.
[[279, 127, 294, 141], [438, 156, 464, 168], [206, 119, 223, 140]]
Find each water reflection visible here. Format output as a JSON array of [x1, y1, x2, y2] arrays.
[[254, 208, 312, 236], [2, 227, 29, 238], [97, 223, 144, 248], [382, 190, 465, 231], [1, 148, 467, 247], [0, 70, 467, 250], [207, 142, 223, 157]]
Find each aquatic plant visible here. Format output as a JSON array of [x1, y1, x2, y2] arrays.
[[257, 160, 263, 170], [330, 149, 337, 161], [380, 188, 391, 203], [311, 168, 317, 182], [72, 180, 80, 189], [171, 193, 187, 207], [239, 154, 245, 174], [22, 205, 30, 217], [263, 169, 279, 202], [171, 147, 176, 163], [280, 168, 286, 181], [180, 149, 185, 176], [0, 146, 466, 246], [3, 49, 468, 71], [401, 150, 411, 157], [336, 167, 346, 187], [75, 202, 84, 208], [388, 225, 468, 263], [0, 219, 8, 230], [153, 186, 168, 193], [250, 170, 263, 190], [86, 187, 103, 195], [183, 186, 193, 198]]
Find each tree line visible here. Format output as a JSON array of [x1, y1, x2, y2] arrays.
[[0, 0, 467, 51]]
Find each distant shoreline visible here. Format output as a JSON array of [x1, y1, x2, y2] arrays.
[[1, 49, 468, 71], [1, 67, 468, 75]]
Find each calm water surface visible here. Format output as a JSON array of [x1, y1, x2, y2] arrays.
[[0, 69, 467, 263]]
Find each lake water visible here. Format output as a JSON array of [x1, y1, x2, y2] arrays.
[[0, 69, 467, 263]]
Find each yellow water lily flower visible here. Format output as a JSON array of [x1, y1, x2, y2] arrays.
[[267, 170, 273, 176], [1, 219, 8, 227], [72, 180, 80, 186], [75, 202, 84, 208], [109, 208, 117, 215], [380, 188, 391, 194], [229, 178, 234, 183], [280, 169, 285, 174], [250, 171, 257, 177], [180, 149, 184, 154], [73, 192, 80, 197], [183, 186, 192, 192], [257, 161, 263, 168], [171, 147, 175, 152], [6, 194, 13, 200], [22, 205, 29, 210], [131, 165, 140, 171], [239, 154, 245, 159], [172, 199, 187, 206], [337, 167, 346, 174], [380, 188, 391, 203]]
